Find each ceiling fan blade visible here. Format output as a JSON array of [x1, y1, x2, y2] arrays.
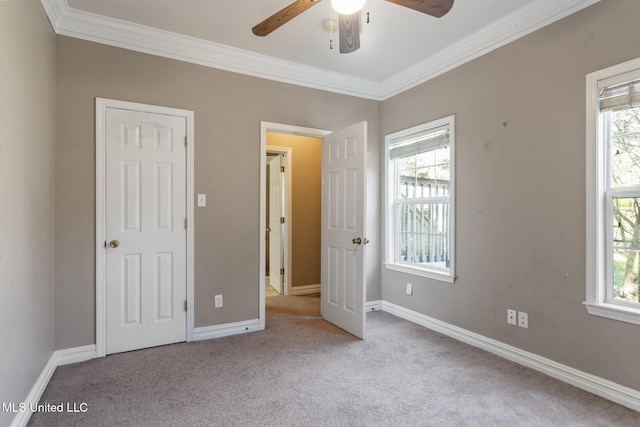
[[385, 0, 454, 18], [252, 0, 322, 37], [339, 12, 360, 54]]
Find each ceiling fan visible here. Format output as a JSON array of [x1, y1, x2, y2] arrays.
[[252, 0, 454, 54]]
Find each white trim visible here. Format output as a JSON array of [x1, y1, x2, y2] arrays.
[[366, 300, 383, 312], [9, 346, 98, 427], [384, 262, 456, 283], [384, 115, 456, 283], [266, 146, 293, 296], [192, 319, 261, 341], [585, 57, 640, 325], [9, 355, 57, 427], [584, 302, 640, 326], [382, 301, 640, 412], [11, 303, 638, 427], [95, 98, 195, 357], [289, 284, 321, 296], [40, 0, 600, 101], [55, 345, 97, 366], [259, 122, 332, 331], [379, 0, 601, 99]]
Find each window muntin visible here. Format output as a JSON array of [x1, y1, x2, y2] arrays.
[[385, 116, 455, 281]]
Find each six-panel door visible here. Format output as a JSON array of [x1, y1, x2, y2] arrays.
[[105, 108, 187, 354]]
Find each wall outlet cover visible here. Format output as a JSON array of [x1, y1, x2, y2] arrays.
[[518, 311, 528, 328]]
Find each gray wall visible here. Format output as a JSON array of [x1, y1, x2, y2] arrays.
[[0, 0, 56, 425], [55, 36, 381, 349], [381, 0, 640, 391]]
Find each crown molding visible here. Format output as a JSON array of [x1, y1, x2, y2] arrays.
[[379, 0, 601, 99], [40, 0, 600, 101]]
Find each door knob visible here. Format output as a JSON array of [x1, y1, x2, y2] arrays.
[[109, 240, 120, 248], [352, 237, 362, 245]]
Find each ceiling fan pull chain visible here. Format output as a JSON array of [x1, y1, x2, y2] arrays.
[[366, 0, 370, 23], [330, 11, 334, 49]]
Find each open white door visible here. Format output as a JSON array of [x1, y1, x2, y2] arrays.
[[321, 121, 367, 339], [268, 154, 284, 294]]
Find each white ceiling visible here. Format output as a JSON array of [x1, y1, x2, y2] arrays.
[[42, 0, 600, 100]]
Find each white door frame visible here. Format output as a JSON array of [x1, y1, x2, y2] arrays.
[[259, 122, 331, 330], [266, 146, 292, 295], [95, 98, 195, 357]]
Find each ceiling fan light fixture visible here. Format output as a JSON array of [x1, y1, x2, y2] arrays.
[[331, 0, 365, 15]]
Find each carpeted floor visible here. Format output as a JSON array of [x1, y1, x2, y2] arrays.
[[28, 295, 639, 426]]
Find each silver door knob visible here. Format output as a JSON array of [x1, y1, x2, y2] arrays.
[[352, 237, 362, 245], [109, 240, 120, 248]]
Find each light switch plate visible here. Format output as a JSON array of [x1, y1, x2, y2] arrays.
[[197, 194, 206, 207]]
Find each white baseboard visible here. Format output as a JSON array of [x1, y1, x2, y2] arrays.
[[13, 303, 639, 427], [10, 345, 98, 427], [192, 319, 261, 341], [9, 354, 57, 427], [366, 300, 383, 312], [289, 284, 320, 295], [381, 300, 640, 413], [55, 345, 97, 366]]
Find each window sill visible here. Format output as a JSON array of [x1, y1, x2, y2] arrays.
[[384, 262, 455, 283], [583, 302, 640, 326]]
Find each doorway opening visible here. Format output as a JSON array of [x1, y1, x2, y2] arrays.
[[259, 122, 331, 330], [265, 135, 323, 296]]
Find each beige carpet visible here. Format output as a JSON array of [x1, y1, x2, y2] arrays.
[[28, 295, 639, 426]]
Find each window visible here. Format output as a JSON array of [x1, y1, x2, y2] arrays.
[[586, 58, 640, 324], [384, 116, 455, 282]]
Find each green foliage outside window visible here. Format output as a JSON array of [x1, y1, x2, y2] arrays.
[[610, 106, 640, 303]]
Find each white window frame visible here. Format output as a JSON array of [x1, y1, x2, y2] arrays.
[[384, 115, 456, 283], [585, 57, 640, 325]]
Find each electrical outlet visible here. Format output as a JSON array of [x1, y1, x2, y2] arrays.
[[518, 311, 528, 328], [214, 294, 223, 308], [406, 283, 413, 295], [507, 309, 517, 326]]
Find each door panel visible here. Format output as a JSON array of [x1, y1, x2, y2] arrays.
[[268, 155, 284, 294], [105, 108, 187, 355], [321, 122, 367, 339]]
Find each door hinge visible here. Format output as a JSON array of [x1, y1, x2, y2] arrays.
[[280, 268, 285, 275], [184, 300, 187, 312], [280, 165, 285, 173], [280, 217, 285, 224], [184, 218, 188, 229], [184, 136, 188, 148]]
